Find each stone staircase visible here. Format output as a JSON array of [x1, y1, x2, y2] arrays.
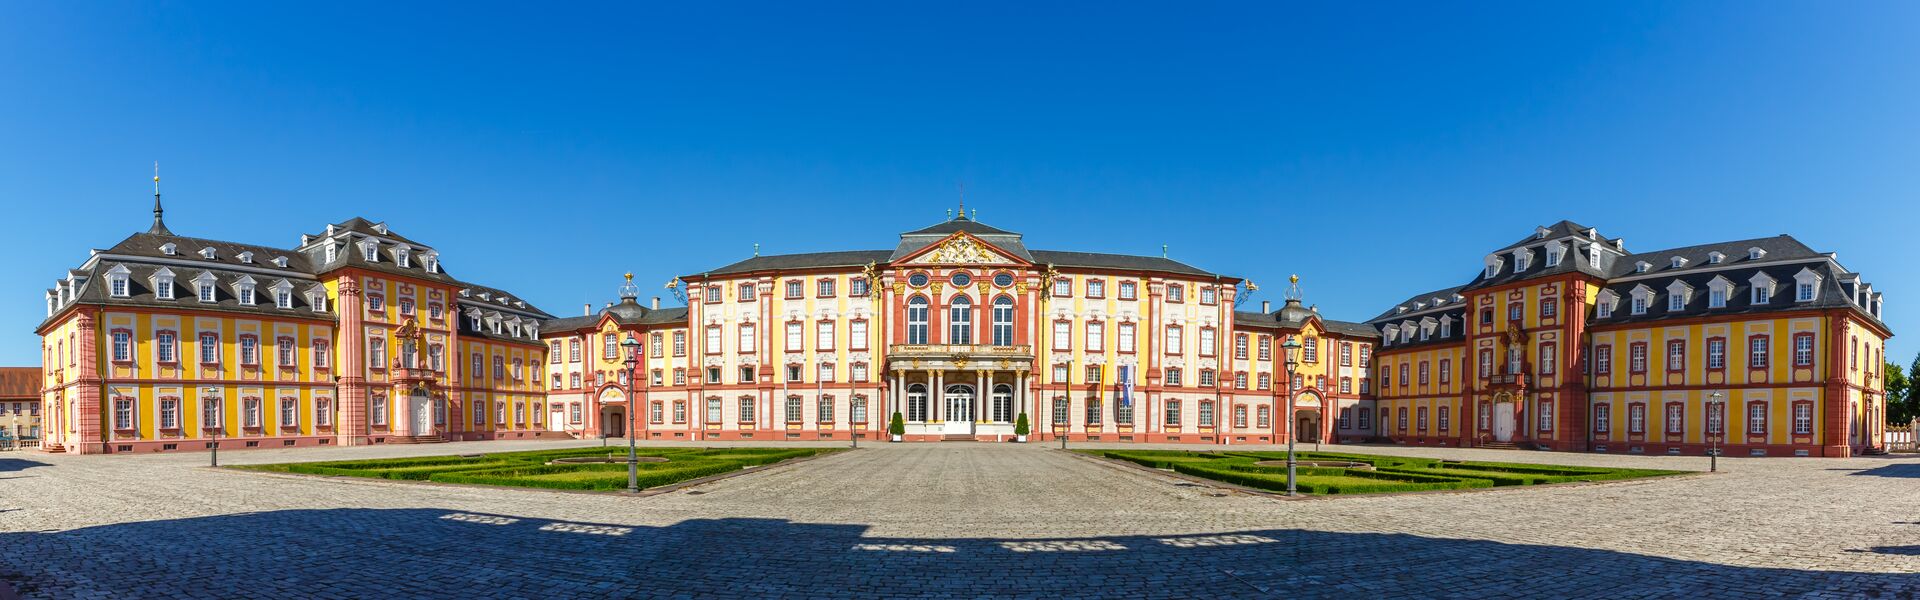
[[942, 434, 976, 442], [1478, 441, 1520, 451], [386, 435, 445, 445]]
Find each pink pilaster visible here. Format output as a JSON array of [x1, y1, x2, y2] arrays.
[[73, 311, 106, 454], [336, 278, 370, 446]]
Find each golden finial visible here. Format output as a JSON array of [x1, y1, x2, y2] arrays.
[[624, 272, 634, 281], [1289, 274, 1299, 284]]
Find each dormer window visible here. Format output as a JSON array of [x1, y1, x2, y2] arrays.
[[199, 282, 216, 303], [272, 256, 288, 268], [160, 243, 177, 256], [107, 270, 130, 298], [1596, 294, 1614, 319], [424, 253, 439, 274], [199, 247, 217, 260], [1484, 257, 1504, 278], [1670, 256, 1688, 269], [237, 284, 256, 305], [151, 268, 176, 300], [308, 290, 328, 312], [1793, 267, 1822, 302], [1545, 242, 1565, 267], [1708, 276, 1733, 309], [1514, 251, 1531, 272], [360, 241, 379, 262], [1748, 247, 1766, 261], [1750, 272, 1776, 304], [1630, 285, 1653, 315], [1589, 244, 1603, 268], [1634, 261, 1651, 274], [323, 244, 337, 264], [1535, 226, 1550, 240], [275, 289, 292, 308], [394, 247, 411, 268], [1439, 316, 1452, 338], [237, 251, 254, 264], [1667, 286, 1688, 311], [1707, 251, 1725, 264]]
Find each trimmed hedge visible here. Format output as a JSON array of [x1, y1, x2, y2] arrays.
[[1173, 462, 1491, 495], [1087, 448, 1681, 496], [240, 447, 835, 492]]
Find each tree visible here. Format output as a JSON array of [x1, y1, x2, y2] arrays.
[[1889, 357, 1915, 424]]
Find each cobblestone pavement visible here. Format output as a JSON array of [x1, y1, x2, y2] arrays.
[[1, 440, 1916, 599]]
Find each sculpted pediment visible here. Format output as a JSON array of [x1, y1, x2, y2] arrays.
[[906, 235, 1010, 265]]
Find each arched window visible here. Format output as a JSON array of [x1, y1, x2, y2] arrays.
[[991, 384, 1013, 423], [907, 296, 929, 344], [907, 383, 929, 422], [948, 295, 973, 344], [991, 296, 1015, 346]]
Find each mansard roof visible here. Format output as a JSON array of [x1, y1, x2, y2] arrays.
[[695, 250, 894, 278], [1605, 234, 1819, 278], [1028, 250, 1215, 277], [689, 248, 1218, 279]]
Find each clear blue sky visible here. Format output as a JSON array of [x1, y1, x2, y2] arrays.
[[2, 2, 1915, 367]]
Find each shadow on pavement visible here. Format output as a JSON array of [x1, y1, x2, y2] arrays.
[[1, 508, 1913, 599], [1848, 462, 1920, 478], [0, 459, 48, 474]]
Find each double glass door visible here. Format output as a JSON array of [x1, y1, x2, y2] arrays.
[[944, 384, 974, 435]]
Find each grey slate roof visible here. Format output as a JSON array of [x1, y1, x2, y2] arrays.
[[1029, 250, 1216, 277], [1234, 300, 1380, 338], [541, 300, 689, 332], [1605, 234, 1819, 278], [1368, 284, 1472, 324], [696, 250, 894, 278], [43, 218, 549, 336], [890, 216, 1036, 262], [1590, 260, 1885, 329]]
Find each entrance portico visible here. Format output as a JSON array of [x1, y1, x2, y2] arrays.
[[887, 344, 1033, 440]]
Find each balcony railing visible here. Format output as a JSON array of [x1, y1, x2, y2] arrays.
[[887, 344, 1034, 358]]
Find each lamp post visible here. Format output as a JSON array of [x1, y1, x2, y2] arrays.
[[621, 336, 642, 493], [208, 405, 220, 468], [1281, 337, 1302, 496], [1707, 391, 1724, 473]]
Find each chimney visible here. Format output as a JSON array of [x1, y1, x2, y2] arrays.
[[652, 297, 660, 310], [1261, 301, 1270, 313], [583, 303, 591, 316], [605, 302, 613, 309]]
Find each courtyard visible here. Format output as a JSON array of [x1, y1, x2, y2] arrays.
[[1, 441, 1917, 598]]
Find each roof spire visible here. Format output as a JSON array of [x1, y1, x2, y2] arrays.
[[617, 271, 640, 302], [753, 242, 760, 256], [1285, 274, 1303, 302], [956, 182, 966, 220], [148, 161, 172, 236]]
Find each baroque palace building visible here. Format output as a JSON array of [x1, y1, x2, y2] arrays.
[[35, 189, 1894, 457], [37, 187, 557, 454], [541, 211, 1378, 445], [1366, 221, 1892, 457]]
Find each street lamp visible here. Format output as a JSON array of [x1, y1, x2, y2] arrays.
[[621, 336, 643, 493], [1281, 337, 1302, 496], [1707, 391, 1724, 473]]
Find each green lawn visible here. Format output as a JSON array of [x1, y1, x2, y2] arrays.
[[234, 446, 837, 492], [1081, 449, 1684, 495]]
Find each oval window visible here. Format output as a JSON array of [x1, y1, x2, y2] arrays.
[[950, 272, 972, 287], [993, 273, 1014, 287], [908, 273, 929, 287]]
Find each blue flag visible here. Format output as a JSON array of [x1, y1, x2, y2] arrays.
[[1117, 365, 1133, 408]]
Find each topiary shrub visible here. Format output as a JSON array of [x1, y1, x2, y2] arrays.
[[1014, 413, 1030, 437]]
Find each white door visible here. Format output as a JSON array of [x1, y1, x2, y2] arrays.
[[411, 395, 432, 435], [944, 386, 975, 436], [1493, 403, 1515, 442]]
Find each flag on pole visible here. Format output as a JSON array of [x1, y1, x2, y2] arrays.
[[1117, 365, 1134, 408]]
